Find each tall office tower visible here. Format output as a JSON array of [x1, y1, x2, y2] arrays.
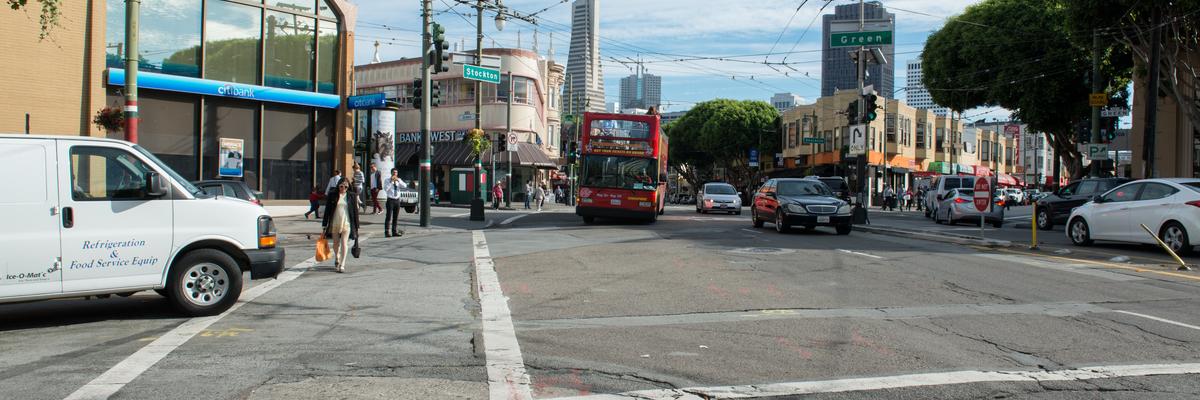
[[905, 58, 949, 116], [565, 0, 605, 115], [821, 1, 895, 98], [619, 67, 661, 110]]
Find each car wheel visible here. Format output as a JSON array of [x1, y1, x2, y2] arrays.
[[992, 221, 1003, 229], [924, 207, 931, 218], [166, 249, 243, 317], [1069, 218, 1093, 246], [775, 210, 791, 233], [735, 209, 742, 215], [836, 224, 852, 235], [752, 210, 764, 228], [1160, 222, 1192, 255], [404, 206, 416, 214], [1036, 209, 1052, 230], [934, 208, 944, 224]]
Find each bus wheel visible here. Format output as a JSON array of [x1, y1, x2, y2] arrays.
[[583, 216, 595, 224]]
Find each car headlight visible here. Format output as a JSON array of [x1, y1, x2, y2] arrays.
[[837, 204, 851, 215], [786, 204, 806, 213]]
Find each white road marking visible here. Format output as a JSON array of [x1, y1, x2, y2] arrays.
[[451, 212, 470, 217], [544, 363, 1200, 399], [472, 230, 533, 400], [739, 228, 761, 234], [500, 213, 531, 225], [64, 250, 326, 400], [975, 253, 1143, 282], [1113, 310, 1200, 332], [837, 249, 884, 259]]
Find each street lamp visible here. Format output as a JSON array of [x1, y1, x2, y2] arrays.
[[494, 4, 507, 30]]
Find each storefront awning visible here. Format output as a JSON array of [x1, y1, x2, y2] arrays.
[[998, 174, 1018, 186], [482, 144, 558, 168]]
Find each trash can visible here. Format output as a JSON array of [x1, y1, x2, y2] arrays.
[[449, 168, 489, 205]]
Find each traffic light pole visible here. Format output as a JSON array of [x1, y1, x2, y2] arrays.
[[468, 0, 486, 221], [123, 0, 140, 143], [419, 0, 432, 227], [506, 71, 513, 209], [1089, 29, 1102, 177], [855, 0, 868, 211]]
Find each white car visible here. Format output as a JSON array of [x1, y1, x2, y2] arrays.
[[1004, 188, 1025, 205], [1067, 178, 1200, 254], [697, 182, 742, 215]]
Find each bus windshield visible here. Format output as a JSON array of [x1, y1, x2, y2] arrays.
[[581, 155, 658, 191], [589, 119, 650, 139]]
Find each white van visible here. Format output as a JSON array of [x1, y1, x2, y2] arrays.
[[0, 135, 283, 316]]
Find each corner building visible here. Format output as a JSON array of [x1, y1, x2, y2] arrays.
[[0, 0, 358, 200]]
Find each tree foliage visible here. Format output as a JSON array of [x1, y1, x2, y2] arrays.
[[667, 99, 779, 191], [9, 0, 61, 40]]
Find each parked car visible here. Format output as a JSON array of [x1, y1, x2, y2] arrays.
[[813, 176, 852, 202], [1035, 177, 1132, 230], [1066, 178, 1200, 254], [923, 175, 974, 219], [933, 188, 1006, 227], [1, 134, 283, 316], [194, 179, 264, 206], [697, 182, 742, 214], [752, 178, 852, 235], [1003, 188, 1025, 205]]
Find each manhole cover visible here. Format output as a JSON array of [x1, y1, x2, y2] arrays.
[[727, 247, 796, 255]]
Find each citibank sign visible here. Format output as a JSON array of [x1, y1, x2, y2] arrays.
[[217, 84, 255, 99]]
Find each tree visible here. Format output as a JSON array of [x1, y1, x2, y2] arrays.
[[666, 99, 780, 191], [922, 0, 1101, 179], [8, 0, 62, 40]]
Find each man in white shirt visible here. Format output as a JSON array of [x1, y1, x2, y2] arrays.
[[383, 168, 408, 237], [326, 170, 342, 193]]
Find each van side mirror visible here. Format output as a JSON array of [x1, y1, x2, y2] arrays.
[[146, 172, 170, 197]]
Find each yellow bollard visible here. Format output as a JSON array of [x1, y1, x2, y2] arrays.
[[1140, 223, 1191, 271], [1030, 202, 1039, 250]]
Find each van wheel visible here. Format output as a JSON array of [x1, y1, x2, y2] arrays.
[[166, 249, 243, 317], [155, 289, 170, 298]]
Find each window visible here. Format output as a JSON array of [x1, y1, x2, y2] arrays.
[[777, 180, 831, 196], [203, 98, 259, 188], [1077, 180, 1102, 196], [205, 0, 262, 84], [265, 10, 316, 91], [936, 128, 945, 152], [137, 91, 199, 180], [943, 177, 962, 190], [916, 123, 925, 148], [262, 104, 313, 200], [105, 0, 202, 77], [705, 184, 736, 195], [70, 146, 156, 201], [981, 140, 990, 161], [581, 155, 657, 190], [1138, 183, 1178, 201], [1059, 182, 1080, 196], [1101, 183, 1141, 202], [318, 0, 337, 18]]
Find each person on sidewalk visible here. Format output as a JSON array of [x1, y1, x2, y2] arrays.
[[903, 188, 913, 211], [383, 168, 407, 237], [326, 170, 342, 193], [305, 186, 323, 219], [351, 164, 366, 213], [368, 164, 383, 215], [883, 186, 896, 211], [492, 181, 504, 209], [535, 184, 546, 211], [322, 178, 359, 273], [524, 182, 533, 209], [555, 186, 564, 204]]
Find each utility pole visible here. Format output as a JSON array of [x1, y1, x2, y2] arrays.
[[1143, 6, 1162, 178], [1089, 29, 1103, 177], [505, 71, 514, 209], [566, 73, 575, 206], [123, 0, 140, 142], [855, 0, 868, 210], [419, 0, 433, 227], [471, 0, 486, 220]]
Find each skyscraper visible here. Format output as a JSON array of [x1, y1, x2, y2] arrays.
[[565, 0, 605, 115], [619, 67, 661, 110], [770, 93, 804, 112], [905, 58, 949, 116], [820, 1, 895, 98]]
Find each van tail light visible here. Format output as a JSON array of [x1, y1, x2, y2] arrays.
[[954, 197, 968, 204], [1187, 200, 1200, 209], [257, 216, 277, 249]]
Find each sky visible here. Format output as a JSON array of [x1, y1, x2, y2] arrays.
[[350, 0, 1010, 118]]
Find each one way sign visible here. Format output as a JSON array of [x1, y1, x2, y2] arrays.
[[849, 124, 866, 155]]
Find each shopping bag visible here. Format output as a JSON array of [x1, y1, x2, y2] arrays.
[[315, 236, 331, 262]]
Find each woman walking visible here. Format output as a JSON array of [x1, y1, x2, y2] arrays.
[[321, 178, 360, 273], [535, 184, 546, 211]]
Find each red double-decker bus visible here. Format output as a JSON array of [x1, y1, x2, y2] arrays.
[[576, 112, 668, 223]]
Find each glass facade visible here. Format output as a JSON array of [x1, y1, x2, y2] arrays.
[[205, 0, 262, 84], [203, 98, 260, 189], [317, 21, 339, 94], [263, 104, 314, 199], [105, 0, 202, 77], [265, 10, 316, 91]]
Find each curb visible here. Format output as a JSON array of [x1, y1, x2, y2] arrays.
[[853, 225, 1012, 248]]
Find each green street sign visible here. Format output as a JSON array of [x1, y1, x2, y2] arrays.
[[829, 31, 893, 48], [463, 64, 501, 84], [563, 114, 575, 124], [802, 137, 826, 144]]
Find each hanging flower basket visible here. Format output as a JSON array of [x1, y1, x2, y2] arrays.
[[93, 106, 124, 132]]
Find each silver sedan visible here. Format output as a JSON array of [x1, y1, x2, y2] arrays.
[[933, 188, 1005, 228]]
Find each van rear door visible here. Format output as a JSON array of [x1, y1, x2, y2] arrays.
[[57, 142, 174, 293], [0, 138, 63, 298]]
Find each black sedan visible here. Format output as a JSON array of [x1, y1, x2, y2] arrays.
[[1035, 177, 1131, 230], [752, 178, 853, 235]]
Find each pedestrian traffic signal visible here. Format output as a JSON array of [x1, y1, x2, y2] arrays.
[[430, 81, 442, 107], [496, 133, 507, 152], [862, 93, 879, 123], [411, 79, 422, 109], [846, 100, 859, 126], [431, 22, 449, 73]]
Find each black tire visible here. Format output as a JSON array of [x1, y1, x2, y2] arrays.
[[155, 289, 170, 298], [404, 206, 416, 214], [582, 216, 595, 224], [992, 221, 1004, 229], [775, 210, 791, 233], [1036, 209, 1052, 230], [165, 249, 243, 317], [1160, 222, 1192, 255], [752, 210, 764, 228], [836, 224, 852, 235], [1068, 218, 1093, 246]]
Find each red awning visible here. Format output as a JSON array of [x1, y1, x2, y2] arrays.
[[998, 174, 1017, 186], [973, 166, 993, 177]]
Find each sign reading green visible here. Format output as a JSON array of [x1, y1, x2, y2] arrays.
[[463, 64, 501, 84], [829, 31, 893, 48], [802, 137, 826, 144]]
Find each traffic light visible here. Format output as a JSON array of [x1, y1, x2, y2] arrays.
[[1076, 119, 1090, 143], [567, 141, 578, 163], [496, 132, 507, 152], [1102, 117, 1117, 142], [846, 100, 859, 126], [410, 79, 422, 109], [862, 93, 879, 123], [430, 81, 442, 107], [431, 22, 450, 73]]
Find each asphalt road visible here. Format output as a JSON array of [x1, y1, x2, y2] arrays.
[[3, 203, 1200, 399]]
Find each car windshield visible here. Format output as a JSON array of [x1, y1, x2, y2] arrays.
[[132, 145, 204, 197], [705, 185, 736, 195], [957, 189, 975, 197], [581, 155, 658, 191], [819, 178, 847, 191], [777, 180, 831, 197]]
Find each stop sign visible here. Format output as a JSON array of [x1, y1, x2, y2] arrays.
[[973, 177, 991, 212]]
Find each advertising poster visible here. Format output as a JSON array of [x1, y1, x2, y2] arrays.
[[218, 138, 244, 178], [371, 110, 396, 174]]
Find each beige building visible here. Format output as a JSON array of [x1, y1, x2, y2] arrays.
[[355, 48, 565, 200], [1130, 50, 1199, 178], [1, 0, 359, 200], [780, 90, 1022, 201]]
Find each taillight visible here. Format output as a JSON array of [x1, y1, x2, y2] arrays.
[[1187, 201, 1200, 208], [954, 197, 968, 204]]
